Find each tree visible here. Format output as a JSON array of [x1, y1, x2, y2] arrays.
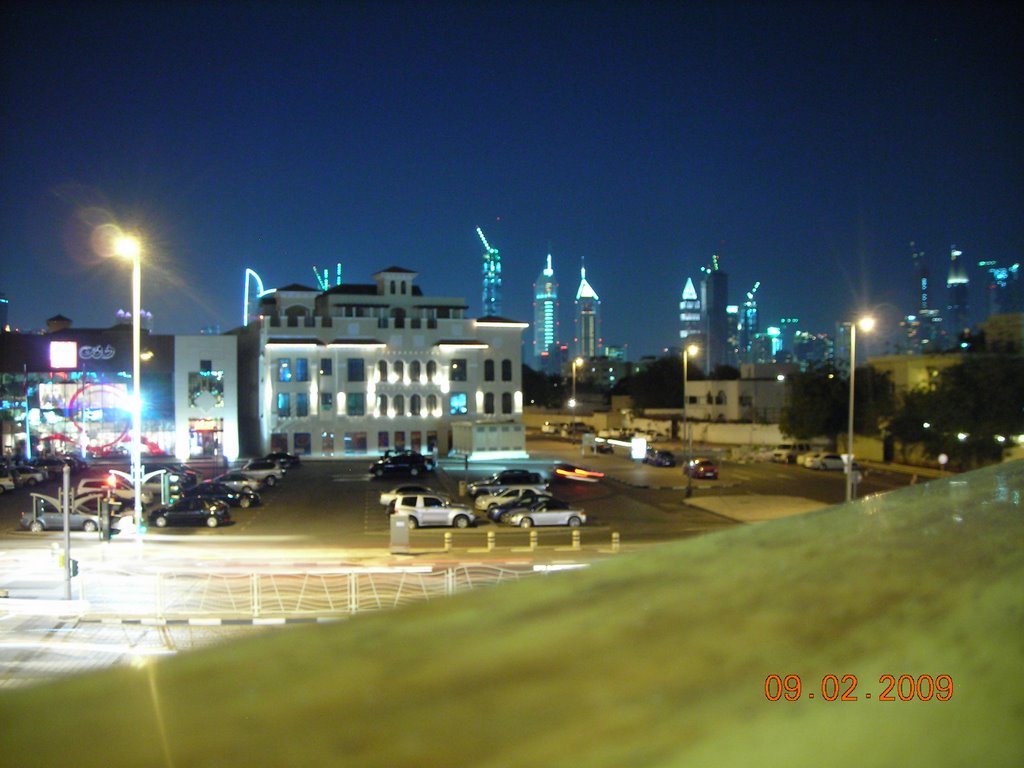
[[521, 365, 565, 409], [888, 355, 1024, 467], [779, 365, 894, 443], [625, 355, 706, 410]]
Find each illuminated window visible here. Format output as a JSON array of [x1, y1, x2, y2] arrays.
[[277, 393, 291, 417], [296, 393, 309, 417], [278, 359, 292, 382], [321, 392, 333, 410], [449, 392, 468, 415], [296, 358, 309, 382], [451, 359, 467, 382]]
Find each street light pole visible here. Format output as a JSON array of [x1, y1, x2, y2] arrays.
[[683, 344, 698, 498], [845, 316, 874, 502], [115, 235, 144, 533], [570, 357, 583, 443]]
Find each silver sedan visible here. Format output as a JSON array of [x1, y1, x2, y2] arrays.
[[508, 504, 586, 528]]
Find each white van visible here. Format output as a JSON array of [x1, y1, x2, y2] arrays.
[[771, 443, 811, 464]]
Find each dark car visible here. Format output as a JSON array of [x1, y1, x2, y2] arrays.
[[369, 451, 435, 478], [644, 448, 676, 467], [148, 497, 231, 528], [265, 451, 301, 470], [686, 458, 719, 479], [28, 457, 70, 481], [467, 469, 546, 497], [183, 481, 261, 509]]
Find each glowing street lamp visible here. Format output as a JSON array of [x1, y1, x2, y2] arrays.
[[683, 344, 699, 498], [114, 234, 144, 533], [570, 357, 584, 443], [846, 316, 875, 502]]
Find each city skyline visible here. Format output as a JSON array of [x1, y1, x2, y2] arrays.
[[2, 2, 1021, 357]]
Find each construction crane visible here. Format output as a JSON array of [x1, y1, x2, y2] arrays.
[[477, 227, 502, 316], [312, 263, 342, 291]]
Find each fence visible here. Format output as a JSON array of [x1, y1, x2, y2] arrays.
[[75, 564, 587, 620]]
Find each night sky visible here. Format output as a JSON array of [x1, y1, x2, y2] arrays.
[[2, 1, 1021, 358]]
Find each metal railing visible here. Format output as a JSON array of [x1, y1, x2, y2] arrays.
[[75, 564, 578, 620]]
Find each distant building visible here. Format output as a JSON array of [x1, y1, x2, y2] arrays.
[[979, 313, 1024, 354], [979, 259, 1023, 317], [700, 255, 730, 371], [946, 245, 970, 335], [532, 254, 559, 372], [478, 228, 502, 317], [678, 277, 702, 343], [0, 293, 8, 329], [903, 242, 944, 353], [574, 265, 601, 359]]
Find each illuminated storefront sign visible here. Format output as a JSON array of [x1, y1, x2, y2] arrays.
[[49, 341, 78, 369]]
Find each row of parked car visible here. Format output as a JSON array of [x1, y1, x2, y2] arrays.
[[17, 452, 302, 532]]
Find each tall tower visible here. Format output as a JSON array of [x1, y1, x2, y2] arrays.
[[574, 265, 600, 359], [532, 254, 559, 367], [477, 227, 502, 316], [679, 277, 702, 343], [739, 281, 760, 361], [700, 254, 729, 372], [946, 245, 970, 335]]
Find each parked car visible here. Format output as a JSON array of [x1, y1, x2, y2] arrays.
[[11, 464, 48, 486], [148, 497, 231, 528], [799, 451, 826, 468], [508, 500, 586, 528], [391, 493, 476, 529], [27, 457, 70, 480], [490, 494, 560, 524], [644, 448, 676, 467], [551, 463, 605, 483], [20, 501, 102, 533], [0, 470, 20, 494], [772, 443, 812, 464], [214, 471, 265, 493], [474, 486, 549, 512], [368, 451, 434, 478], [183, 481, 261, 508], [241, 459, 286, 486], [686, 458, 719, 479], [379, 484, 436, 507], [467, 470, 546, 497], [265, 451, 301, 470], [76, 475, 154, 506]]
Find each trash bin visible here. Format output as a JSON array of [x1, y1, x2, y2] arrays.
[[389, 511, 411, 554]]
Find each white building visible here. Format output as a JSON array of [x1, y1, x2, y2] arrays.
[[237, 267, 528, 459]]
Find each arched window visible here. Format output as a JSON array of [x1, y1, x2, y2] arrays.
[[484, 359, 495, 381], [427, 394, 438, 414], [501, 392, 513, 414], [395, 360, 405, 380], [715, 391, 727, 405], [484, 392, 495, 414], [378, 360, 387, 380], [410, 360, 421, 381], [378, 394, 388, 415], [501, 359, 513, 381], [390, 280, 396, 294], [394, 395, 405, 416], [426, 360, 437, 382], [410, 394, 422, 416]]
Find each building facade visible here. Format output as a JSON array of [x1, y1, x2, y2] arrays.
[[236, 267, 527, 458], [574, 266, 600, 359], [0, 321, 238, 462]]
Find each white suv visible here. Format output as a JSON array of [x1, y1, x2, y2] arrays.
[[771, 443, 811, 464], [76, 476, 154, 506], [392, 494, 476, 529]]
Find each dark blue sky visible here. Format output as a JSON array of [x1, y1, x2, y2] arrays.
[[2, 1, 1021, 358]]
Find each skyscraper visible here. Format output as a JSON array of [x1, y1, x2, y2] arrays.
[[903, 242, 943, 353], [574, 265, 600, 359], [700, 255, 730, 372], [678, 277, 702, 343], [532, 254, 559, 368], [979, 259, 1023, 316], [946, 245, 970, 335], [477, 227, 502, 316]]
